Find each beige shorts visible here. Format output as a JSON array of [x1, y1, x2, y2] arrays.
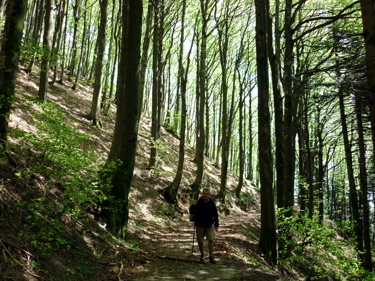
[[196, 226, 214, 243]]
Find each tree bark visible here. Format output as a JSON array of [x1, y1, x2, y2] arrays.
[[190, 0, 215, 198], [338, 83, 363, 262], [148, 0, 162, 170], [266, 0, 283, 209], [282, 0, 295, 212], [0, 0, 28, 151], [51, 0, 66, 85], [106, 0, 143, 239], [58, 0, 69, 84], [89, 0, 108, 128], [139, 1, 153, 118], [163, 0, 193, 203], [38, 0, 54, 103], [69, 0, 80, 79], [355, 94, 372, 270], [255, 0, 276, 265], [25, 0, 43, 74], [359, 0, 375, 170], [72, 0, 88, 90]]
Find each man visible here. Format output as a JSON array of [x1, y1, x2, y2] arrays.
[[192, 188, 219, 263]]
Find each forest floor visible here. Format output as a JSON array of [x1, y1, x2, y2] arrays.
[[0, 66, 298, 280]]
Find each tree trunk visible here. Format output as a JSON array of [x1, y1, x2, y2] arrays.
[[355, 95, 372, 270], [190, 0, 211, 198], [25, 0, 43, 74], [316, 108, 324, 222], [139, 1, 153, 119], [0, 0, 28, 152], [148, 0, 161, 170], [37, 0, 54, 103], [359, 0, 375, 169], [51, 0, 66, 85], [338, 83, 363, 262], [89, 0, 108, 128], [217, 5, 230, 203], [255, 0, 276, 265], [58, 0, 69, 84], [105, 0, 143, 239], [69, 0, 80, 79], [282, 0, 295, 213], [72, 0, 88, 90], [104, 0, 121, 115], [163, 0, 192, 203], [266, 0, 283, 209]]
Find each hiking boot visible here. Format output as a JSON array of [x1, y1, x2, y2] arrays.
[[209, 256, 216, 264], [199, 256, 205, 263]]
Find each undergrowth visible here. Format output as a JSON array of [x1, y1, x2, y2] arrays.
[[277, 209, 375, 280], [9, 102, 107, 255]]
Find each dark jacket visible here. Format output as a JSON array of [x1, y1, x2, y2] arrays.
[[194, 197, 219, 228]]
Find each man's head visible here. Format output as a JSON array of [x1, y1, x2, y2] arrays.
[[202, 188, 210, 202]]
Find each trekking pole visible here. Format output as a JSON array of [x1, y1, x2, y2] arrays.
[[192, 224, 195, 254]]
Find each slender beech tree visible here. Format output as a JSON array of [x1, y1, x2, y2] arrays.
[[51, 0, 66, 85], [69, 0, 80, 80], [105, 0, 143, 238], [148, 0, 162, 170], [139, 1, 153, 118], [37, 0, 54, 103], [58, 0, 69, 84], [163, 0, 195, 203], [25, 0, 43, 74], [190, 0, 216, 198], [266, 0, 283, 209], [102, 0, 116, 112], [216, 2, 240, 203], [355, 93, 372, 270], [338, 80, 363, 263], [255, 0, 276, 265], [359, 0, 375, 167], [89, 0, 108, 128], [0, 0, 28, 154], [72, 0, 88, 90]]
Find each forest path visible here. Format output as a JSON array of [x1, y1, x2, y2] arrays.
[[124, 212, 282, 280]]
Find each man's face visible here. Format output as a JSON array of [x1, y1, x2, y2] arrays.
[[202, 190, 210, 201]]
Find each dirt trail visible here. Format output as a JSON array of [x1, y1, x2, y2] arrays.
[[124, 213, 282, 280]]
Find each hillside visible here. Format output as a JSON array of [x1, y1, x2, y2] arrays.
[[1, 68, 297, 280]]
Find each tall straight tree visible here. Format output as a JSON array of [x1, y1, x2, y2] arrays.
[[355, 94, 372, 270], [139, 1, 154, 117], [282, 0, 295, 213], [25, 0, 43, 74], [71, 0, 88, 90], [89, 0, 108, 128], [163, 0, 195, 203], [50, 0, 66, 85], [359, 0, 375, 167], [255, 0, 276, 265], [148, 0, 162, 170], [266, 0, 283, 209], [38, 0, 54, 103], [215, 1, 239, 203], [338, 80, 363, 263], [190, 0, 216, 198], [0, 0, 28, 153], [69, 0, 81, 80], [105, 0, 143, 238]]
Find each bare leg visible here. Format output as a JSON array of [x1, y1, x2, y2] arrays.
[[198, 242, 204, 257]]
